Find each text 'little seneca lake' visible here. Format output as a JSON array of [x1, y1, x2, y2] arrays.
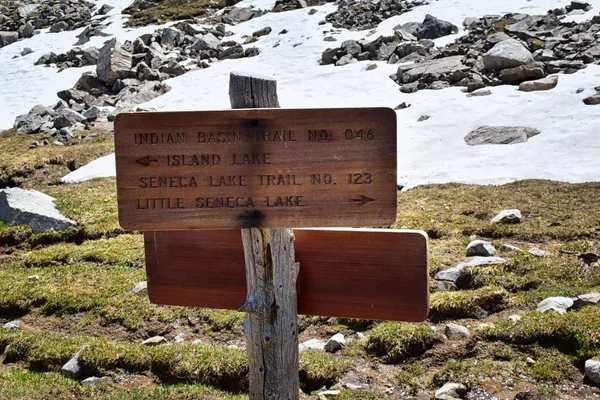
[[132, 128, 377, 144]]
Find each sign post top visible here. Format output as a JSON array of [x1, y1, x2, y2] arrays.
[[114, 107, 397, 230]]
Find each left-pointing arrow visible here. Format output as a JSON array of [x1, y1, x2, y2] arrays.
[[136, 156, 157, 166]]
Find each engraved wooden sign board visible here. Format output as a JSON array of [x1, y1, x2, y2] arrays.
[[144, 229, 429, 322], [114, 108, 397, 230]]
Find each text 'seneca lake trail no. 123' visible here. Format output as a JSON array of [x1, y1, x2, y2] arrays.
[[114, 108, 398, 230]]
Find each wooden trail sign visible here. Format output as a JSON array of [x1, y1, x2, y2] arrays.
[[144, 228, 429, 322], [114, 107, 397, 230]]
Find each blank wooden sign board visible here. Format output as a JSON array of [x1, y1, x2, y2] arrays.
[[114, 108, 397, 230], [144, 229, 429, 322]]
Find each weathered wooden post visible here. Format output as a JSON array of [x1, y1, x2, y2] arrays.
[[229, 72, 300, 400]]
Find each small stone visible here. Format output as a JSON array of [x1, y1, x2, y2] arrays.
[[142, 336, 166, 346], [172, 333, 185, 344], [572, 292, 600, 309], [583, 94, 600, 105], [21, 47, 34, 56], [537, 296, 573, 313], [28, 275, 40, 281], [466, 240, 496, 257], [508, 314, 521, 322], [325, 333, 346, 353], [335, 54, 356, 66], [445, 323, 471, 340], [82, 376, 113, 387], [417, 115, 430, 122], [324, 36, 336, 42], [344, 382, 364, 390], [585, 359, 600, 384], [253, 27, 272, 38], [365, 63, 377, 71], [299, 338, 326, 352], [435, 382, 467, 399], [499, 244, 521, 253], [61, 346, 87, 378], [318, 389, 341, 399], [2, 320, 23, 330], [519, 75, 559, 92], [526, 357, 536, 365], [132, 281, 148, 294], [491, 209, 522, 224], [466, 89, 492, 97], [395, 102, 410, 110], [355, 332, 366, 341], [528, 248, 549, 257]]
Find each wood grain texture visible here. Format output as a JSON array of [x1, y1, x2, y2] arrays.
[[144, 229, 429, 322], [113, 107, 397, 230], [230, 71, 299, 400]]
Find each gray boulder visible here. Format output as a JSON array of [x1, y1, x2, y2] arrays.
[[325, 333, 346, 353], [585, 359, 600, 385], [499, 63, 545, 85], [96, 39, 133, 85], [483, 39, 534, 70], [435, 382, 467, 399], [299, 338, 325, 352], [0, 188, 77, 232], [465, 126, 540, 145], [191, 33, 221, 52], [61, 346, 87, 379], [519, 75, 558, 92], [491, 209, 522, 224], [219, 45, 245, 60], [417, 14, 458, 40], [142, 336, 166, 346], [435, 256, 506, 284], [0, 31, 18, 47], [19, 22, 35, 39], [537, 296, 573, 313], [445, 323, 471, 340], [82, 376, 113, 387], [221, 7, 255, 25], [573, 292, 600, 309], [75, 71, 105, 93], [499, 244, 521, 253], [399, 56, 469, 84], [583, 94, 600, 105], [53, 108, 86, 129], [2, 320, 23, 330], [466, 240, 496, 257], [160, 27, 181, 49], [96, 4, 115, 15], [15, 113, 44, 134], [253, 26, 272, 37]]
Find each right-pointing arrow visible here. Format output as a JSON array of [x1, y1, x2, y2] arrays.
[[353, 195, 375, 206], [136, 156, 157, 166]]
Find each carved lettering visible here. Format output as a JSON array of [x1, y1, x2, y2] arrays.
[[135, 133, 185, 145], [266, 196, 304, 207], [258, 174, 300, 186], [209, 175, 247, 187], [196, 197, 254, 208], [167, 154, 220, 166], [136, 197, 184, 209], [254, 130, 296, 142], [232, 153, 272, 165], [310, 174, 333, 185], [197, 131, 241, 143], [308, 129, 331, 141], [140, 176, 197, 188]]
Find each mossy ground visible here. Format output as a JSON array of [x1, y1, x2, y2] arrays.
[[122, 0, 240, 27], [1, 128, 599, 398]]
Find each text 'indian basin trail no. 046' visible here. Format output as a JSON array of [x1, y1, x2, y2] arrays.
[[114, 108, 397, 230]]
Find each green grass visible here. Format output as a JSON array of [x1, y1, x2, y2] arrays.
[[298, 350, 352, 392], [123, 0, 240, 27], [429, 286, 511, 321], [365, 322, 441, 364]]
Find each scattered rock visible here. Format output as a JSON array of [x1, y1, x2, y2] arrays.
[[82, 376, 113, 387], [585, 359, 600, 385], [2, 320, 23, 330], [579, 252, 599, 265], [491, 209, 522, 224], [466, 240, 496, 257], [583, 94, 600, 105], [28, 275, 40, 281], [0, 188, 77, 232], [61, 346, 87, 379], [132, 281, 148, 294], [483, 39, 534, 70], [96, 4, 115, 15], [325, 333, 346, 353], [325, 0, 426, 31], [417, 115, 430, 122], [435, 256, 506, 285], [537, 296, 573, 313], [395, 102, 410, 110], [142, 336, 166, 346], [253, 27, 272, 37], [464, 126, 540, 145], [96, 39, 133, 86], [435, 382, 467, 399], [445, 323, 471, 340], [172, 333, 185, 344], [0, 31, 19, 48], [466, 89, 492, 97], [572, 292, 600, 309], [318, 390, 341, 399], [508, 314, 522, 322], [219, 44, 245, 60], [499, 244, 521, 253], [299, 338, 326, 352], [53, 108, 87, 129], [417, 14, 458, 40], [519, 75, 558, 92], [528, 248, 549, 257]]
